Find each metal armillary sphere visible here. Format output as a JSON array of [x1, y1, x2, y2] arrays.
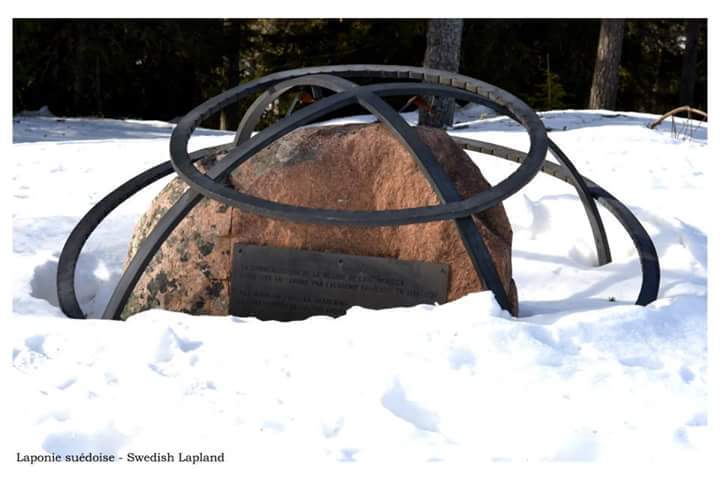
[[56, 65, 661, 320]]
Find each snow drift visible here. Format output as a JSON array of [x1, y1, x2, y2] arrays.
[[9, 110, 708, 464]]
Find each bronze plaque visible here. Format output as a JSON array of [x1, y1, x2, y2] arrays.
[[229, 244, 449, 321]]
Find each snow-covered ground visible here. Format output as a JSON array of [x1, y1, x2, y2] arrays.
[[8, 108, 709, 467]]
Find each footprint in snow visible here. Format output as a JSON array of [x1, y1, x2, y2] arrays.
[[448, 346, 476, 370], [104, 371, 118, 385], [678, 366, 695, 383], [552, 428, 599, 461], [381, 380, 439, 433], [322, 417, 344, 438], [25, 335, 47, 355], [40, 410, 71, 423], [338, 448, 358, 462], [154, 327, 203, 363], [56, 378, 76, 390], [673, 427, 690, 447], [618, 356, 663, 370], [512, 194, 551, 239], [686, 411, 706, 426]]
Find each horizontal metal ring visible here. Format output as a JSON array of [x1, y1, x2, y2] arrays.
[[453, 136, 660, 306], [170, 80, 548, 225]]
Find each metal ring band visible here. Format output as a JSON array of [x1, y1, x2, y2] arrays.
[[170, 77, 548, 225], [53, 66, 655, 320], [233, 74, 610, 267], [453, 136, 660, 306], [56, 144, 231, 318], [231, 74, 512, 310]]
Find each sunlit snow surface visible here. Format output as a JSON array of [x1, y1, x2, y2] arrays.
[[10, 110, 708, 463]]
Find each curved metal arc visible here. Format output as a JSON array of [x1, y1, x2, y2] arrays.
[[166, 64, 547, 226], [170, 81, 548, 226], [233, 73, 610, 270], [101, 182, 206, 319], [546, 138, 611, 266], [87, 66, 650, 320], [452, 136, 660, 306], [234, 74, 359, 145], [56, 143, 232, 319], [100, 136, 657, 321], [457, 100, 612, 268], [177, 64, 536, 135], [231, 74, 513, 312], [354, 90, 512, 312], [111, 78, 537, 320], [103, 89, 363, 320], [110, 74, 546, 320], [588, 188, 660, 305]]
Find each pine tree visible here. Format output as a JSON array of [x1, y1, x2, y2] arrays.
[[679, 19, 701, 107], [589, 19, 625, 109], [419, 19, 463, 129]]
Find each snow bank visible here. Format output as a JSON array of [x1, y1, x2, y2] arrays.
[[8, 111, 708, 465], [9, 292, 707, 463]]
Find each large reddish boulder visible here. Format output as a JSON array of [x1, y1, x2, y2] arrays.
[[122, 123, 517, 319]]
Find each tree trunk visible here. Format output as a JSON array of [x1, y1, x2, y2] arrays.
[[73, 24, 86, 114], [588, 19, 625, 110], [219, 19, 240, 131], [679, 19, 701, 106], [95, 54, 103, 117], [419, 19, 463, 129]]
